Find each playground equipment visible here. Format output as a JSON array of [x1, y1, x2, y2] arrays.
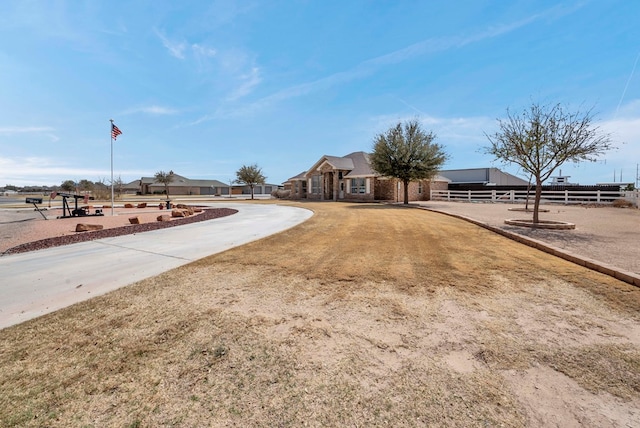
[[51, 192, 104, 219]]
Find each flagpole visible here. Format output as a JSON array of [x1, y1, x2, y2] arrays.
[[110, 119, 114, 216]]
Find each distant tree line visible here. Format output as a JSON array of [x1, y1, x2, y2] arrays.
[[2, 176, 125, 200]]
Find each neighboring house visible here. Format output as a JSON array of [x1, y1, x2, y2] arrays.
[[285, 151, 450, 202], [439, 168, 529, 186], [134, 173, 278, 196], [138, 173, 228, 196], [234, 183, 281, 196], [122, 180, 141, 194]]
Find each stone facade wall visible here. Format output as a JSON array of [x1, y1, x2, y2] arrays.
[[287, 180, 307, 199], [374, 178, 446, 202], [429, 180, 448, 194], [374, 179, 396, 201], [289, 173, 447, 202]]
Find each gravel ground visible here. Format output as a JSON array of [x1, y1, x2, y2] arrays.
[[416, 201, 640, 276], [0, 207, 237, 255]]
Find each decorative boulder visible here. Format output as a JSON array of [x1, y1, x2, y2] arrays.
[[193, 207, 203, 213], [176, 204, 194, 215], [157, 215, 172, 222], [129, 216, 141, 224], [137, 203, 147, 208], [171, 209, 187, 218], [76, 223, 104, 232], [124, 203, 135, 208]]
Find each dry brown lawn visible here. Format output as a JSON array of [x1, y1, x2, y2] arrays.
[[1, 201, 639, 427]]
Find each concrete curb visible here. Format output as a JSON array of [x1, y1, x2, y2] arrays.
[[418, 207, 640, 288]]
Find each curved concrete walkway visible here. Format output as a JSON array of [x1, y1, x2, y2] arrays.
[[0, 204, 313, 330]]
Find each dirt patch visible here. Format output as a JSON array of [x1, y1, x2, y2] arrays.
[[419, 201, 640, 276], [0, 202, 638, 427]]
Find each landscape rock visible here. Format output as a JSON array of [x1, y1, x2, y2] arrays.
[[176, 204, 195, 215], [171, 209, 187, 218], [137, 203, 147, 208], [157, 215, 171, 222], [76, 223, 104, 232], [129, 217, 141, 225], [124, 203, 135, 208], [3, 208, 237, 255]]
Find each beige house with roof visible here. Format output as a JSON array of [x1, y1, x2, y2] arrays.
[[285, 151, 449, 202]]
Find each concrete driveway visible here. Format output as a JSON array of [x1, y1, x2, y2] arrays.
[[0, 203, 313, 330]]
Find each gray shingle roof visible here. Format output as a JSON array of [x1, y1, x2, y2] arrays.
[[287, 171, 308, 181], [322, 155, 355, 170], [342, 151, 374, 177], [141, 173, 227, 188]]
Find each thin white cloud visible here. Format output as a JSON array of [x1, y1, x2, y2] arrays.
[[122, 105, 179, 116], [0, 126, 59, 142], [239, 3, 583, 114], [369, 113, 495, 145], [155, 29, 220, 64], [227, 67, 262, 101], [0, 126, 54, 134], [600, 114, 640, 163], [192, 43, 217, 58], [0, 156, 149, 186], [380, 107, 640, 179], [155, 29, 187, 59], [191, 42, 219, 72], [611, 99, 640, 119]]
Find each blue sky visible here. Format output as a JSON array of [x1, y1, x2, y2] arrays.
[[1, 0, 639, 187]]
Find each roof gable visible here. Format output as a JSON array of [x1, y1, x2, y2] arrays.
[[305, 151, 375, 177]]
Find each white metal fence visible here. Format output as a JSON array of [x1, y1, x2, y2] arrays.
[[430, 189, 637, 206]]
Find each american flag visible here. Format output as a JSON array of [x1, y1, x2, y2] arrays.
[[111, 123, 123, 140]]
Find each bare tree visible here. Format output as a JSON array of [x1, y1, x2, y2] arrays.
[[113, 175, 124, 198], [370, 119, 448, 204], [485, 102, 614, 223], [235, 164, 266, 200], [154, 170, 175, 197]]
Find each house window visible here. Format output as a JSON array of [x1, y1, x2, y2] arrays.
[[351, 178, 366, 194], [311, 175, 321, 194], [418, 181, 423, 194]]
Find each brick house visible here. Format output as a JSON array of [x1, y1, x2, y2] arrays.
[[285, 151, 449, 202]]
